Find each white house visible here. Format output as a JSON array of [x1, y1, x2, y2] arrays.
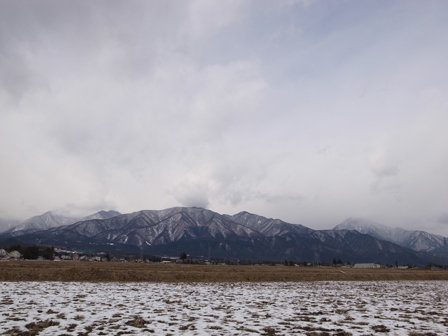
[[9, 250, 21, 260], [353, 263, 381, 268], [0, 249, 9, 259]]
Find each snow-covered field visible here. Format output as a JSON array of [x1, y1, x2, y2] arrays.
[[1, 281, 446, 336]]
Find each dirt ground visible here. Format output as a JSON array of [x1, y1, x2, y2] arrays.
[[1, 261, 447, 282]]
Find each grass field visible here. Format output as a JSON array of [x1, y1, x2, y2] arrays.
[[1, 260, 447, 282]]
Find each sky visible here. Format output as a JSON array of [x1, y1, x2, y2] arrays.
[[1, 0, 448, 235]]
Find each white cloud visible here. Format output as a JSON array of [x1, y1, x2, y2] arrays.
[[1, 1, 448, 236]]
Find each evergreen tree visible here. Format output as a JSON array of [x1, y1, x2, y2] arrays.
[[6, 245, 21, 253], [43, 246, 54, 260], [23, 246, 39, 260]]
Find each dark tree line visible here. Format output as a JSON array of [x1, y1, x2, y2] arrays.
[[4, 245, 54, 260], [332, 258, 343, 265]]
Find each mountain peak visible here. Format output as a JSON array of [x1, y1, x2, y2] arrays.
[[3, 206, 443, 265], [334, 217, 446, 254]]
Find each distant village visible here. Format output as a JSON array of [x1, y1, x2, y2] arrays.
[[1, 245, 435, 269]]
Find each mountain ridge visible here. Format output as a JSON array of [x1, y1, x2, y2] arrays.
[[334, 217, 447, 258], [1, 207, 445, 265], [3, 210, 121, 237]]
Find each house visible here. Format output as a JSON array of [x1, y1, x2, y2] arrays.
[[0, 249, 9, 259], [72, 253, 80, 261], [9, 250, 22, 260], [353, 263, 381, 268]]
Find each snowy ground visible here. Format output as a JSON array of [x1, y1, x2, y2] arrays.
[[0, 281, 447, 336]]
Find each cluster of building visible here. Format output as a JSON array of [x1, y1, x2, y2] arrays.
[[0, 249, 21, 260], [0, 247, 175, 263], [0, 248, 414, 268]]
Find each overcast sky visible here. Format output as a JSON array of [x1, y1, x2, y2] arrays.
[[1, 0, 448, 235]]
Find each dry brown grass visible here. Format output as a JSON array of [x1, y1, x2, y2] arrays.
[[0, 261, 447, 282]]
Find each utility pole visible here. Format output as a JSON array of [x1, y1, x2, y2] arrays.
[[312, 245, 317, 267], [444, 237, 447, 270]]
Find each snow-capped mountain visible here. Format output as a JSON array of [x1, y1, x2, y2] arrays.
[[0, 218, 21, 233], [3, 210, 121, 237], [226, 211, 311, 236], [42, 207, 263, 247], [2, 207, 442, 265], [334, 218, 447, 256]]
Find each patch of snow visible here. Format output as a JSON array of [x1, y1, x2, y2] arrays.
[[0, 281, 447, 335]]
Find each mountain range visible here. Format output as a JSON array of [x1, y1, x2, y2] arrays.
[[334, 218, 447, 258], [0, 218, 20, 233], [3, 210, 121, 237], [0, 207, 446, 266]]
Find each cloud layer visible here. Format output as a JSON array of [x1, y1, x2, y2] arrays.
[[1, 0, 448, 235]]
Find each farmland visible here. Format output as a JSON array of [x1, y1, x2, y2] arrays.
[[1, 262, 447, 335], [1, 280, 447, 335], [0, 261, 448, 282]]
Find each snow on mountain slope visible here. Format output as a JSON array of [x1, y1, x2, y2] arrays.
[[81, 210, 121, 222], [0, 218, 21, 233], [48, 207, 263, 247], [227, 211, 311, 236], [8, 207, 443, 265], [334, 217, 447, 254], [4, 210, 121, 236]]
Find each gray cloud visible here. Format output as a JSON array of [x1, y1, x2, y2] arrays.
[[1, 1, 448, 236], [172, 181, 211, 209], [369, 152, 399, 178], [438, 214, 448, 225]]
